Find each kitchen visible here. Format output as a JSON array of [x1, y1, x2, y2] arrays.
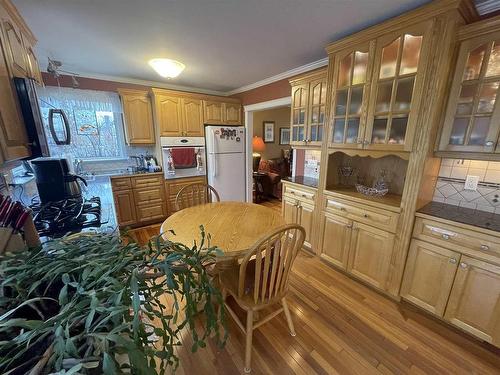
[[1, 0, 500, 374]]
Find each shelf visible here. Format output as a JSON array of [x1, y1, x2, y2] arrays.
[[324, 185, 402, 212]]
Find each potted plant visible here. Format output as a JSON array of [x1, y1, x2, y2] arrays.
[[0, 227, 227, 374]]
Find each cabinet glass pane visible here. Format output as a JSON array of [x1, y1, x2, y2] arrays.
[[469, 116, 490, 145], [335, 89, 348, 115], [321, 84, 327, 103], [456, 84, 478, 115], [477, 82, 499, 113], [338, 54, 353, 87], [293, 110, 299, 124], [311, 107, 319, 123], [298, 127, 304, 141], [349, 86, 363, 115], [485, 41, 500, 77], [380, 37, 401, 79], [319, 108, 325, 124], [292, 127, 298, 141], [333, 118, 345, 143], [318, 126, 323, 141], [299, 109, 305, 124], [389, 116, 408, 144], [375, 81, 393, 112], [400, 35, 422, 75], [352, 51, 369, 85], [463, 44, 487, 81], [312, 84, 321, 105], [371, 117, 387, 143], [293, 90, 301, 107], [394, 77, 415, 111], [449, 117, 469, 145], [300, 89, 307, 106], [311, 126, 317, 141], [346, 118, 359, 143]]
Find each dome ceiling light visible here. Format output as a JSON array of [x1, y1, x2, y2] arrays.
[[148, 58, 185, 78]]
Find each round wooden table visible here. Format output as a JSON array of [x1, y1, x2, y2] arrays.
[[160, 202, 285, 258]]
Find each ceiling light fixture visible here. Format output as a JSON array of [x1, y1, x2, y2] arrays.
[[148, 58, 185, 78]]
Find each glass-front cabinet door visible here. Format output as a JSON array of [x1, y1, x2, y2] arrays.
[[330, 46, 372, 148], [365, 25, 427, 151], [439, 32, 500, 153], [290, 84, 308, 145], [307, 77, 327, 146]]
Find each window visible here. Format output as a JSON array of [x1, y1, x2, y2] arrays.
[[37, 87, 126, 159]]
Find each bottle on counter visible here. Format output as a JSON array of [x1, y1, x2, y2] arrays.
[[165, 148, 176, 176]]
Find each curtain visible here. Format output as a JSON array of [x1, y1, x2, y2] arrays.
[[37, 86, 122, 113]]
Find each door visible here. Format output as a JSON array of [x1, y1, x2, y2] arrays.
[[114, 190, 137, 226], [224, 103, 242, 125], [203, 100, 224, 124], [182, 98, 204, 136], [347, 222, 395, 290], [307, 78, 327, 146], [0, 33, 30, 161], [439, 32, 500, 153], [290, 84, 308, 145], [330, 44, 372, 149], [401, 239, 460, 316], [319, 212, 352, 269], [120, 90, 155, 144], [206, 152, 246, 201], [365, 23, 428, 151], [444, 256, 500, 345], [282, 197, 298, 225], [1, 18, 28, 78], [155, 94, 183, 137], [298, 201, 314, 248]]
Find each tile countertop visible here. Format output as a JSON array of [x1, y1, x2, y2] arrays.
[[417, 202, 500, 233], [283, 176, 319, 189]]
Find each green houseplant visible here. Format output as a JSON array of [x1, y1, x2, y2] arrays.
[[0, 228, 227, 374]]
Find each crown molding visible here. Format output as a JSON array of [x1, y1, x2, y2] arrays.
[[226, 57, 328, 96], [62, 70, 229, 97], [243, 96, 291, 112]]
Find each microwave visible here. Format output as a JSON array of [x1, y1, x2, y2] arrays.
[[160, 137, 206, 180]]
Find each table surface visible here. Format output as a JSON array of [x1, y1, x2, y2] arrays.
[[160, 202, 285, 257]]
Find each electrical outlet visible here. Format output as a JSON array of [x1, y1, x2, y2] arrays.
[[464, 175, 479, 191]]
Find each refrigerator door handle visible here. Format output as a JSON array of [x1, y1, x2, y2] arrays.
[[212, 130, 217, 177]]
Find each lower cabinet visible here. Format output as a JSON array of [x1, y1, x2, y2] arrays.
[[319, 212, 351, 269], [401, 239, 459, 316], [113, 189, 137, 227], [444, 256, 500, 346], [281, 185, 316, 250], [347, 222, 395, 290], [282, 196, 298, 225], [165, 176, 206, 215], [297, 200, 314, 248]]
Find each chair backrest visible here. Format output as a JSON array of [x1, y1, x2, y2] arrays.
[[175, 183, 220, 211], [238, 224, 305, 305]]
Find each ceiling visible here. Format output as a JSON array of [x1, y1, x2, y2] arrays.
[[13, 0, 443, 94]]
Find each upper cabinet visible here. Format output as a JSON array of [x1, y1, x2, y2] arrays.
[[118, 89, 155, 144], [326, 21, 429, 152], [438, 22, 500, 156], [289, 68, 327, 147], [203, 100, 241, 126], [183, 97, 204, 136], [152, 91, 184, 137], [224, 102, 242, 125], [1, 17, 27, 78]]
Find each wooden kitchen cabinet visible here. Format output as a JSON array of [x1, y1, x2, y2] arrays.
[[24, 41, 42, 84], [118, 89, 155, 144], [153, 91, 183, 137], [0, 17, 27, 78], [289, 68, 327, 146], [319, 212, 352, 269], [297, 200, 314, 248], [203, 100, 241, 126], [444, 256, 500, 346], [401, 239, 460, 316], [165, 175, 206, 215], [113, 189, 137, 227], [224, 102, 242, 125], [438, 28, 500, 154], [183, 97, 204, 136], [282, 196, 298, 225]]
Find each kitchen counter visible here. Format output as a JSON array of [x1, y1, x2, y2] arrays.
[[417, 202, 500, 233], [109, 171, 164, 179], [283, 176, 319, 189]]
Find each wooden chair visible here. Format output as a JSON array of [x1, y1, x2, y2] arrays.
[[175, 183, 220, 211], [219, 224, 306, 373]]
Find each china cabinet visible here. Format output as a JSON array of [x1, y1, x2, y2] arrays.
[[438, 26, 500, 154], [118, 89, 155, 144], [289, 68, 327, 147]]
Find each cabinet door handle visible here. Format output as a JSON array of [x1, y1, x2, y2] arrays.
[[480, 244, 489, 251], [460, 262, 468, 269], [340, 207, 346, 211], [441, 234, 450, 240], [363, 214, 369, 218], [449, 258, 457, 264]]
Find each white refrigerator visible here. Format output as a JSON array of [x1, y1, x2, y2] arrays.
[[205, 125, 246, 201]]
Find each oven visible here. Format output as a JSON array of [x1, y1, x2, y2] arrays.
[[160, 137, 206, 180]]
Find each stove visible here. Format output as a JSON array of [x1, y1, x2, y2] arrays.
[[30, 197, 103, 238]]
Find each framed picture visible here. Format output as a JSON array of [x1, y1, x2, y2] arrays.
[[263, 121, 275, 143], [279, 127, 290, 145]]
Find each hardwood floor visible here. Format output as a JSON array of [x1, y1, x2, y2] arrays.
[[129, 224, 500, 374]]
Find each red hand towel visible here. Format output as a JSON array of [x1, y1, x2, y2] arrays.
[[171, 148, 196, 168]]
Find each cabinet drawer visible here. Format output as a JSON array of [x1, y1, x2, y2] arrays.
[[136, 203, 166, 222], [413, 217, 500, 263], [166, 177, 206, 197], [283, 184, 315, 203], [111, 177, 132, 191], [134, 187, 164, 205], [324, 197, 399, 233], [132, 175, 163, 188]]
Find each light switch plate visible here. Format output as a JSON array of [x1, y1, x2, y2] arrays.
[[464, 175, 479, 191]]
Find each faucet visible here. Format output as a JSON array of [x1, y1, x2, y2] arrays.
[[74, 158, 83, 174]]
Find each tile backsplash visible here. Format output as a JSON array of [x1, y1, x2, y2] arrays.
[[433, 159, 500, 213]]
